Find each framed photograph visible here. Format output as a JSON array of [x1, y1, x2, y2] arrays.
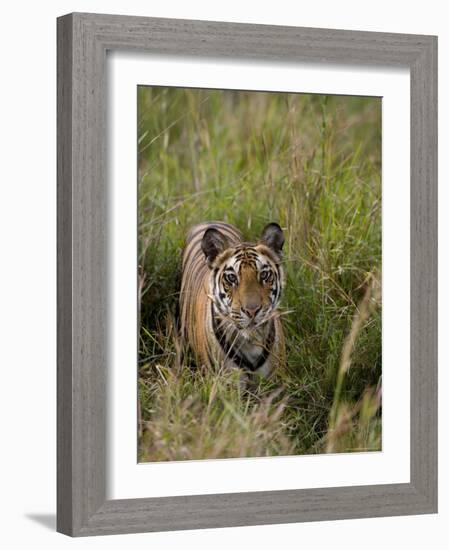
[[57, 12, 437, 536]]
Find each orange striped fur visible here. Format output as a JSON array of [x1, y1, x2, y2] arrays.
[[180, 221, 285, 376]]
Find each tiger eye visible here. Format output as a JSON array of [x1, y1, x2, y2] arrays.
[[260, 269, 272, 283], [225, 272, 238, 285]]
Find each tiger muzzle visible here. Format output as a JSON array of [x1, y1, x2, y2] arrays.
[[242, 303, 262, 319]]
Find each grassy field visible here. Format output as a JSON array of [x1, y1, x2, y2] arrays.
[[137, 87, 382, 462]]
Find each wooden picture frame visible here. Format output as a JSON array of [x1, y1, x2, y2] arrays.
[[57, 12, 437, 536]]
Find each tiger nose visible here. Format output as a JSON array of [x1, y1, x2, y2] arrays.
[[243, 303, 261, 318]]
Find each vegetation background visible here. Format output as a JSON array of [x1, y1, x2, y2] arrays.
[[137, 87, 382, 462]]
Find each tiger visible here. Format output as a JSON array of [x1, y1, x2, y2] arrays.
[[179, 221, 286, 377]]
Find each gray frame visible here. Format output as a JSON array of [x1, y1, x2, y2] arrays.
[[57, 12, 438, 537]]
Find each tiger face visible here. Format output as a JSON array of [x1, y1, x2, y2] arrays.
[[201, 223, 285, 331]]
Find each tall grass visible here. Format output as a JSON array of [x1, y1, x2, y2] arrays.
[[138, 87, 382, 461]]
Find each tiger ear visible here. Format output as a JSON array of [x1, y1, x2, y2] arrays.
[[201, 228, 229, 266], [260, 223, 285, 255]]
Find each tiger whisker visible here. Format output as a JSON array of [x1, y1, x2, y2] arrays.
[[255, 308, 293, 328], [277, 309, 295, 317]]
